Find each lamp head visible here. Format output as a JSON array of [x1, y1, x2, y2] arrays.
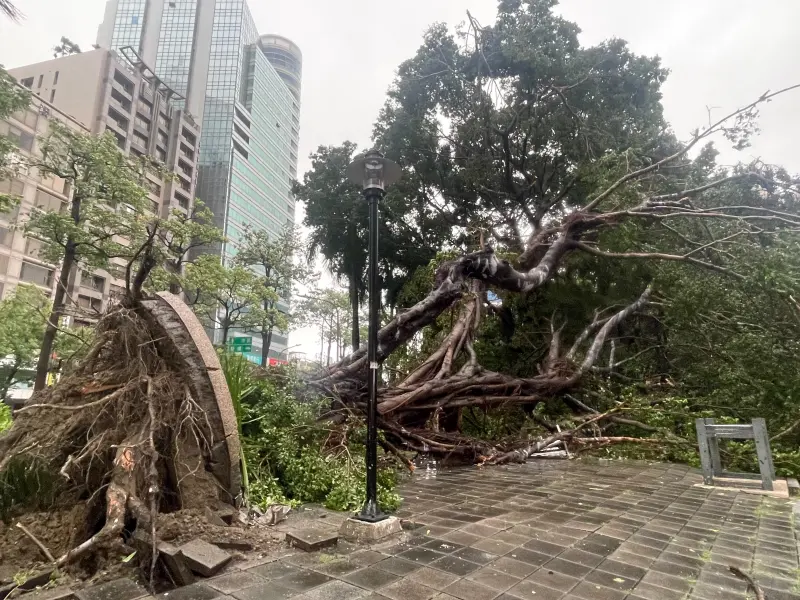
[[346, 149, 401, 192]]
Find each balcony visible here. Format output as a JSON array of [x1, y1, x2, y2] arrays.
[[179, 143, 195, 162]]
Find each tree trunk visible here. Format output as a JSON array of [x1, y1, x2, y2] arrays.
[[34, 242, 76, 391], [260, 316, 274, 367], [221, 318, 230, 346], [350, 269, 360, 352], [326, 333, 332, 367]]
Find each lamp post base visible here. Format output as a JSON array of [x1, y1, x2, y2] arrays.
[[339, 515, 402, 543], [357, 498, 387, 523]]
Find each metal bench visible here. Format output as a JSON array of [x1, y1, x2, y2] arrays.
[[695, 418, 776, 491]]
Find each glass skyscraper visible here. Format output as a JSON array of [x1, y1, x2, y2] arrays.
[[96, 0, 301, 358]]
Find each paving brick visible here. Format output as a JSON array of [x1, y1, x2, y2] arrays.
[[286, 529, 339, 552], [429, 555, 483, 576], [207, 572, 266, 594], [155, 583, 222, 600], [274, 568, 331, 592], [399, 548, 448, 565], [629, 581, 687, 600], [488, 557, 536, 579], [521, 569, 579, 593], [465, 568, 519, 592], [441, 579, 498, 600], [374, 557, 423, 576], [76, 579, 150, 600], [567, 581, 627, 600], [249, 561, 301, 580], [379, 579, 438, 600], [343, 567, 401, 590], [230, 581, 295, 600], [504, 578, 566, 600], [406, 567, 460, 590], [179, 539, 232, 577]]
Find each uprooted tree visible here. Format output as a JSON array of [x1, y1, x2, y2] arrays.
[[307, 0, 800, 463]]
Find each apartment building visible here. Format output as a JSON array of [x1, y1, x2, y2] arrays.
[[4, 48, 201, 323]]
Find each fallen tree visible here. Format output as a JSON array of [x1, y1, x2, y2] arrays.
[[311, 79, 800, 462]]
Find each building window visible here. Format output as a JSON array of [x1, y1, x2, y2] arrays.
[[77, 294, 103, 312], [35, 189, 64, 212], [0, 225, 8, 246], [49, 89, 56, 103], [175, 191, 189, 210], [53, 71, 59, 85], [1, 124, 35, 152], [131, 15, 138, 24], [20, 261, 54, 288], [37, 74, 43, 88], [0, 178, 25, 197], [24, 237, 46, 258], [83, 273, 105, 292], [19, 77, 33, 88], [113, 70, 134, 95]]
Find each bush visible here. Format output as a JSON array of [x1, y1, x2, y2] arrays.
[[0, 403, 10, 433], [0, 457, 62, 522], [241, 372, 402, 513]]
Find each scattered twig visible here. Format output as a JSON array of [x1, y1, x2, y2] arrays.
[[729, 566, 765, 600], [15, 522, 56, 563]]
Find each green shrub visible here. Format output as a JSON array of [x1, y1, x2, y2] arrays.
[[0, 457, 62, 522], [241, 373, 401, 512], [0, 403, 10, 433]]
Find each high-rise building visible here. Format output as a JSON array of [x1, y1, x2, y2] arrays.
[[4, 50, 200, 322], [96, 0, 301, 359]]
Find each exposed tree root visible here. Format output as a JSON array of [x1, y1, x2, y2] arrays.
[[0, 298, 235, 575]]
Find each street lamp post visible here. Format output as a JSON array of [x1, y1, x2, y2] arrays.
[[346, 149, 401, 523]]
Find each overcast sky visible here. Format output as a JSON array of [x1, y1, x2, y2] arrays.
[[1, 0, 798, 359]]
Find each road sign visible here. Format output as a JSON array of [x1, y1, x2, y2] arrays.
[[227, 336, 252, 353]]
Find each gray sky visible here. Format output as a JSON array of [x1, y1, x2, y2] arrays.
[[1, 0, 798, 358]]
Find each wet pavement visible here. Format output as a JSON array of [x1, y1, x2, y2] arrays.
[[181, 460, 800, 599]]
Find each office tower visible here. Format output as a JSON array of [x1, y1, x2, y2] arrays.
[[96, 0, 301, 360], [4, 50, 200, 321]]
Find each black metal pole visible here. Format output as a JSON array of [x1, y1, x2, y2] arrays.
[[359, 186, 386, 522]]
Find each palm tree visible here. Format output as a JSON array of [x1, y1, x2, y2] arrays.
[[0, 0, 21, 20]]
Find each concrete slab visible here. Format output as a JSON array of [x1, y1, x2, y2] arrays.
[[158, 542, 195, 587], [339, 516, 403, 544], [285, 529, 339, 552], [693, 477, 790, 498], [179, 539, 232, 577]]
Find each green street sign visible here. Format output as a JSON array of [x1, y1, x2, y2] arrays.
[[230, 344, 252, 353], [229, 336, 252, 345]]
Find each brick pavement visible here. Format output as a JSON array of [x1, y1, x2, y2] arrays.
[[159, 460, 800, 599]]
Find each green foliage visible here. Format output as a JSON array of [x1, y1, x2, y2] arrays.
[[180, 255, 259, 344], [233, 225, 314, 364], [0, 458, 62, 523], [0, 66, 30, 212], [52, 36, 81, 58], [25, 122, 151, 270], [241, 375, 401, 512], [297, 288, 357, 363], [143, 200, 225, 296], [219, 351, 257, 499], [0, 286, 48, 396], [0, 403, 10, 433]]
